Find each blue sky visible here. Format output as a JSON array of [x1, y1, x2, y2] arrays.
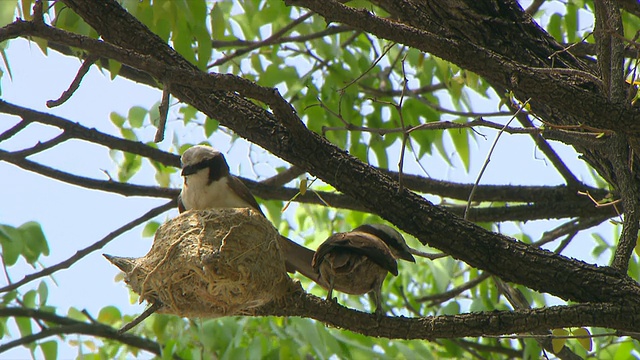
[[0, 14, 615, 356]]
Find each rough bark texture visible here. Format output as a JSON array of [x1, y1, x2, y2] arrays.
[[2, 0, 636, 340]]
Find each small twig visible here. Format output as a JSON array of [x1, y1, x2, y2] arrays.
[[577, 190, 622, 210], [155, 82, 170, 142], [81, 309, 99, 324], [398, 285, 422, 317], [210, 25, 351, 49], [0, 119, 28, 142], [13, 133, 72, 157], [397, 56, 409, 191], [0, 201, 175, 293], [408, 248, 447, 260], [416, 273, 490, 306], [209, 11, 315, 67], [525, 0, 545, 15], [46, 55, 98, 108], [511, 109, 581, 187], [260, 166, 305, 187], [32, 0, 44, 24], [464, 99, 531, 220], [340, 42, 394, 91], [118, 302, 162, 334]]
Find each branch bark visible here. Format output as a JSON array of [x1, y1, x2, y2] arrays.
[[49, 0, 640, 307]]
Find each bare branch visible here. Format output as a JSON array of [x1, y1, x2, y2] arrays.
[[155, 83, 170, 142], [0, 201, 175, 293], [210, 11, 315, 67], [0, 149, 176, 198], [0, 100, 180, 167], [46, 54, 98, 108]]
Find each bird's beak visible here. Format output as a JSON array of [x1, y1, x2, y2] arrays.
[[181, 165, 196, 176], [400, 252, 416, 263]]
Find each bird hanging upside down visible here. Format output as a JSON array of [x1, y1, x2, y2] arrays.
[[312, 224, 416, 316]]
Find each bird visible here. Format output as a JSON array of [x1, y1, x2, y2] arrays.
[[312, 224, 416, 316], [178, 145, 324, 286]]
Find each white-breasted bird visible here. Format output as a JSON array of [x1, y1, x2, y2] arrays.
[[178, 145, 324, 285]]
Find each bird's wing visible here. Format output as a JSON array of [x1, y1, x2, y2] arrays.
[[177, 195, 186, 213], [313, 232, 399, 275], [227, 175, 266, 217], [353, 224, 416, 263]]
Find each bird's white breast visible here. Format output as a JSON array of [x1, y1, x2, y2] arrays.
[[181, 171, 251, 211]]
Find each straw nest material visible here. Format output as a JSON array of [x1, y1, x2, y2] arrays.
[[105, 208, 294, 318]]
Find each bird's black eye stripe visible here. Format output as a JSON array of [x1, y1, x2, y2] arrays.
[[181, 158, 217, 176]]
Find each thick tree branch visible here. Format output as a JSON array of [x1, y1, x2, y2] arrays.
[[609, 136, 640, 271], [255, 291, 640, 338], [290, 0, 640, 136], [54, 0, 640, 305]]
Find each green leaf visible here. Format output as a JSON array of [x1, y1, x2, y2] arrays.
[[67, 307, 86, 321], [179, 105, 199, 125], [194, 25, 212, 70], [547, 13, 564, 42], [564, 3, 579, 43], [552, 328, 569, 353], [23, 290, 37, 308], [110, 112, 126, 128], [0, 224, 22, 266], [450, 127, 471, 172], [210, 3, 226, 39], [19, 221, 49, 264], [37, 281, 48, 306], [0, 1, 16, 27], [40, 341, 58, 360], [98, 306, 122, 325], [573, 327, 592, 352], [128, 106, 148, 128], [142, 221, 160, 238], [120, 128, 138, 142], [108, 59, 122, 80], [149, 101, 161, 127], [117, 152, 142, 182], [204, 117, 219, 138], [15, 316, 33, 338]]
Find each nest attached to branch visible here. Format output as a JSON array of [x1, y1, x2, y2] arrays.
[[105, 208, 295, 318]]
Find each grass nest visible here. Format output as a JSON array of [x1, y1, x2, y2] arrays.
[[105, 208, 294, 318]]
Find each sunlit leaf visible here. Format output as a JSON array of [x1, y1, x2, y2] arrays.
[[142, 221, 160, 238], [40, 341, 58, 360], [98, 306, 122, 325], [552, 328, 569, 353], [573, 327, 592, 351], [128, 106, 148, 128]]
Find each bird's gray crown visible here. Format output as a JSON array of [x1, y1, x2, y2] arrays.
[[181, 145, 221, 167]]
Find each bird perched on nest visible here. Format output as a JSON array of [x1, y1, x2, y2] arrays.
[[312, 224, 416, 316], [178, 145, 324, 285]]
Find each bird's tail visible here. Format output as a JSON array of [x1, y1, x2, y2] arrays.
[[278, 235, 330, 289]]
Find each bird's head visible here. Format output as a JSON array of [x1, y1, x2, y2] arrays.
[[180, 145, 230, 182], [353, 224, 416, 263]]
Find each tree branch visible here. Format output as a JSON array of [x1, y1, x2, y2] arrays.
[[255, 291, 640, 338], [53, 0, 640, 304], [0, 307, 181, 359], [0, 201, 175, 293]]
